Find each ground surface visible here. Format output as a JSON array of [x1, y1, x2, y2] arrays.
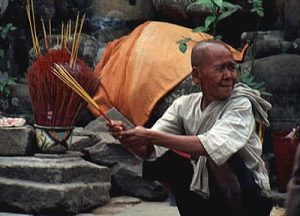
[[0, 196, 286, 216], [90, 196, 286, 216]]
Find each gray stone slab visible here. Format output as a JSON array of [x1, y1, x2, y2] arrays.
[[0, 177, 110, 214], [0, 125, 36, 156], [0, 156, 111, 214], [0, 156, 110, 183]]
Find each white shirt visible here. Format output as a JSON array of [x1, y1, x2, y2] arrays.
[[150, 91, 271, 197]]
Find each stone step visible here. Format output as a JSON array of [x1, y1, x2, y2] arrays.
[[0, 154, 111, 214], [0, 177, 111, 214], [0, 155, 110, 183]]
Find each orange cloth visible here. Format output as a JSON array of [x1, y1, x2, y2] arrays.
[[90, 21, 246, 125]]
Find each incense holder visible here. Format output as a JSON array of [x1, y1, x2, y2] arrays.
[[34, 124, 73, 154]]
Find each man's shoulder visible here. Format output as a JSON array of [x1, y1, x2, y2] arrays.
[[227, 95, 252, 109], [176, 92, 202, 102], [169, 92, 202, 111]]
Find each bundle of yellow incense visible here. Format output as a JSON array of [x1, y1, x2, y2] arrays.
[[51, 63, 112, 124]]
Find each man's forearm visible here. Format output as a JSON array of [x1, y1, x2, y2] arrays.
[[148, 130, 207, 156], [120, 126, 207, 158]]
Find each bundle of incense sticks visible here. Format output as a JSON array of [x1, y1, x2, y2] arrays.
[[51, 63, 112, 124], [26, 0, 110, 127], [26, 0, 84, 68]]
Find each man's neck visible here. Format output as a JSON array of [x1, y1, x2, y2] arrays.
[[201, 97, 212, 111]]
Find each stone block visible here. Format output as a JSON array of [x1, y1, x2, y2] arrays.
[[0, 156, 111, 214], [0, 125, 36, 156]]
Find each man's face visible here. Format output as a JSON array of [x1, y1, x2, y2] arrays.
[[192, 44, 237, 103]]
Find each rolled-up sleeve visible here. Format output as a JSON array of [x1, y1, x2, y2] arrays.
[[198, 98, 255, 166], [150, 97, 185, 158]]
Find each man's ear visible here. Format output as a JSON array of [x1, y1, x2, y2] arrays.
[[192, 67, 201, 85]]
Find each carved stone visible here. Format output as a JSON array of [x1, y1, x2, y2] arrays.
[[0, 155, 111, 214]]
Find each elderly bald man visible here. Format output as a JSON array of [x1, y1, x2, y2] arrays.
[[108, 40, 273, 216]]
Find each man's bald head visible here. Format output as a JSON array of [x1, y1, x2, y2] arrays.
[[191, 40, 232, 68]]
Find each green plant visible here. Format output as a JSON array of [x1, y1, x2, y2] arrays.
[[177, 0, 264, 53], [237, 0, 269, 97], [188, 0, 242, 38], [0, 72, 16, 98], [0, 23, 17, 98], [248, 0, 264, 17], [237, 66, 271, 96], [0, 23, 17, 60], [176, 0, 269, 96]]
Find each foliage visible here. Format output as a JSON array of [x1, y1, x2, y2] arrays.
[[237, 66, 271, 96], [177, 37, 192, 53], [178, 0, 264, 53], [248, 0, 264, 17], [0, 23, 17, 60], [0, 72, 16, 98], [176, 0, 268, 95], [0, 23, 17, 98], [187, 0, 242, 38]]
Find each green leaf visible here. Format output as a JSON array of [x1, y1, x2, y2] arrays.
[[3, 87, 10, 97], [186, 0, 214, 11], [6, 23, 12, 28], [252, 8, 264, 17], [246, 76, 255, 83], [253, 82, 265, 89], [179, 42, 188, 53], [195, 0, 213, 4], [217, 7, 239, 21], [6, 79, 16, 85], [7, 23, 17, 31], [222, 1, 242, 9], [1, 32, 6, 39], [187, 0, 215, 12], [0, 49, 4, 59], [212, 0, 223, 8], [261, 92, 272, 96], [0, 83, 5, 92], [0, 23, 17, 39], [204, 15, 216, 31], [2, 25, 9, 33], [192, 26, 206, 32], [249, 0, 264, 17]]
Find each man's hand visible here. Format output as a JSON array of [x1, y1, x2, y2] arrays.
[[107, 121, 151, 146], [120, 126, 152, 146], [107, 121, 154, 158], [107, 120, 126, 140]]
